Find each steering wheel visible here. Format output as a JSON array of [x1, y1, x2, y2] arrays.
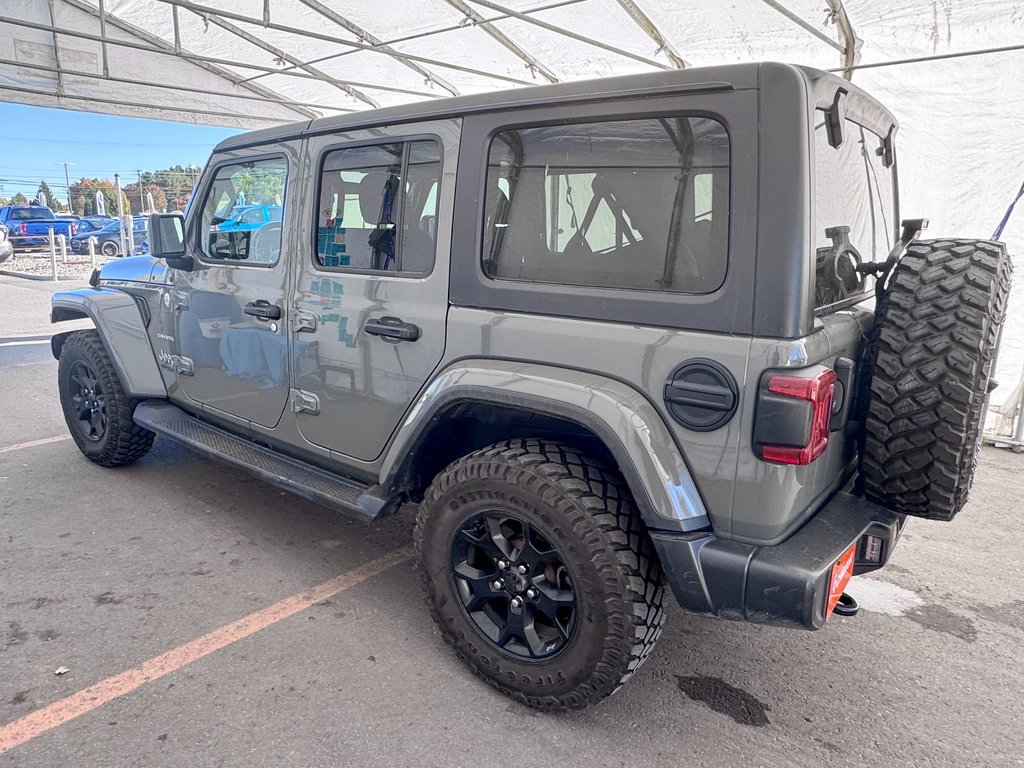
[[249, 222, 283, 264]]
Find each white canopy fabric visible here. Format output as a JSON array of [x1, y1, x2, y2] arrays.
[[3, 0, 1024, 391]]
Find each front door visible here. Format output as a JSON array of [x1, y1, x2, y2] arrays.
[[290, 119, 458, 461], [173, 146, 299, 429]]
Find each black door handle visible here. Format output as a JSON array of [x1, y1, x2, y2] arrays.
[[243, 300, 282, 321], [364, 316, 421, 342]]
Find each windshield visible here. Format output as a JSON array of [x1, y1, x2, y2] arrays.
[[9, 207, 54, 221], [813, 113, 895, 312]]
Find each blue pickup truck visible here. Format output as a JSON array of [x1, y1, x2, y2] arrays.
[[0, 205, 77, 250]]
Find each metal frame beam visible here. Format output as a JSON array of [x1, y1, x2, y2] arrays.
[[190, 12, 380, 108], [759, 0, 844, 53], [56, 0, 318, 119], [150, 0, 534, 86], [465, 0, 671, 70], [1, 16, 440, 102], [824, 0, 862, 79], [443, 0, 558, 83], [0, 56, 359, 113], [612, 0, 687, 69], [296, 0, 459, 96], [235, 0, 586, 88], [0, 83, 291, 125]]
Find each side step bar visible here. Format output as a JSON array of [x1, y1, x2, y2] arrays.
[[133, 401, 393, 520]]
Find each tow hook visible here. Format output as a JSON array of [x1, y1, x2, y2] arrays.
[[832, 592, 859, 617]]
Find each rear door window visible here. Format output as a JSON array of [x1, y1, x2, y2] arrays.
[[814, 114, 895, 311], [314, 139, 441, 275], [481, 116, 730, 294]]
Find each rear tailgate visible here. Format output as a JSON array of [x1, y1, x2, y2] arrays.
[[729, 308, 873, 545]]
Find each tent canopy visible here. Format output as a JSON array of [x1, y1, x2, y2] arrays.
[[3, 0, 1024, 389]]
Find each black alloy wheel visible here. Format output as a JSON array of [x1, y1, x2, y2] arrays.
[[450, 512, 577, 661], [67, 360, 108, 441]]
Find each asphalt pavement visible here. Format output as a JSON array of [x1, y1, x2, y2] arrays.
[[2, 337, 1023, 767]]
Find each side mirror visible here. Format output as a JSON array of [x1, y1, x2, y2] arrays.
[[148, 213, 193, 270]]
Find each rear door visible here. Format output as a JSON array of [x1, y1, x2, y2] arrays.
[[290, 119, 457, 461], [172, 144, 300, 429]]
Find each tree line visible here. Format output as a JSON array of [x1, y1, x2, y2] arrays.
[[0, 164, 202, 216]]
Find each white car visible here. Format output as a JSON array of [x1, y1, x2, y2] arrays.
[[0, 224, 13, 265]]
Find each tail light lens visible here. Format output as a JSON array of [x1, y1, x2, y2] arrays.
[[19, 223, 28, 236], [755, 366, 837, 465], [69, 223, 77, 235], [210, 224, 219, 232]]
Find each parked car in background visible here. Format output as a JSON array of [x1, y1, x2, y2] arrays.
[[73, 216, 114, 235], [69, 217, 147, 257], [0, 224, 12, 265], [55, 214, 81, 221], [0, 205, 77, 249], [212, 204, 282, 233]]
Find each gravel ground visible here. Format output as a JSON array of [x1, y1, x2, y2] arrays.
[[1, 252, 116, 279]]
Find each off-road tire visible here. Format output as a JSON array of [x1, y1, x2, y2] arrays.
[[415, 439, 663, 710], [860, 239, 1012, 520], [58, 330, 155, 467]]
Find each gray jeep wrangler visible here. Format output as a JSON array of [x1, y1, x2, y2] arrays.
[[51, 63, 1011, 710]]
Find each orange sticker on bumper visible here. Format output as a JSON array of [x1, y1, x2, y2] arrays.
[[827, 543, 857, 618]]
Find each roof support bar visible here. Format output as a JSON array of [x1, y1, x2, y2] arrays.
[[151, 0, 534, 86], [758, 0, 844, 52], [0, 56, 358, 113], [612, 0, 687, 69], [57, 0, 318, 119], [296, 0, 460, 96], [0, 83, 293, 125], [236, 0, 585, 87], [46, 0, 65, 96], [97, 0, 110, 75], [191, 12, 380, 108], [465, 0, 672, 70], [824, 0, 862, 79], [2, 16, 442, 100], [442, 0, 558, 83]]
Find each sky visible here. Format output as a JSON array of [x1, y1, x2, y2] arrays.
[[0, 102, 242, 206]]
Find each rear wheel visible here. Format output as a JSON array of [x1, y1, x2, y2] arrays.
[[101, 240, 118, 258], [415, 439, 663, 710], [58, 331, 155, 467], [860, 239, 1013, 520]]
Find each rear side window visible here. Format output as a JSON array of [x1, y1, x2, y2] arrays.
[[814, 114, 895, 311], [482, 116, 730, 294], [199, 156, 287, 266], [314, 140, 441, 275], [10, 208, 54, 221]]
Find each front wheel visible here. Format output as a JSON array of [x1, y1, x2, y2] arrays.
[[415, 440, 664, 710], [58, 331, 155, 466]]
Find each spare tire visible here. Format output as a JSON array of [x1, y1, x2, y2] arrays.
[[860, 239, 1013, 521]]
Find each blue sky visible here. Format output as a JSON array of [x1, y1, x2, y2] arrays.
[[0, 102, 241, 203]]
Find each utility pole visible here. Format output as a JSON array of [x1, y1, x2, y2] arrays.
[[137, 170, 145, 214], [57, 162, 75, 213]]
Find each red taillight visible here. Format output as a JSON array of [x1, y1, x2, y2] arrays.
[[211, 224, 219, 232], [759, 367, 837, 465], [69, 223, 77, 235], [19, 223, 28, 235]]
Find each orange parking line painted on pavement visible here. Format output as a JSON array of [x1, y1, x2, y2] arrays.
[[0, 548, 410, 756], [0, 435, 71, 454]]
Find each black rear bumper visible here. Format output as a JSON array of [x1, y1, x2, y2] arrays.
[[652, 492, 903, 630]]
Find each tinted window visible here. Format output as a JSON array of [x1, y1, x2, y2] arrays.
[[10, 208, 55, 221], [814, 114, 895, 310], [200, 156, 287, 265], [314, 140, 441, 274], [482, 116, 730, 294]]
